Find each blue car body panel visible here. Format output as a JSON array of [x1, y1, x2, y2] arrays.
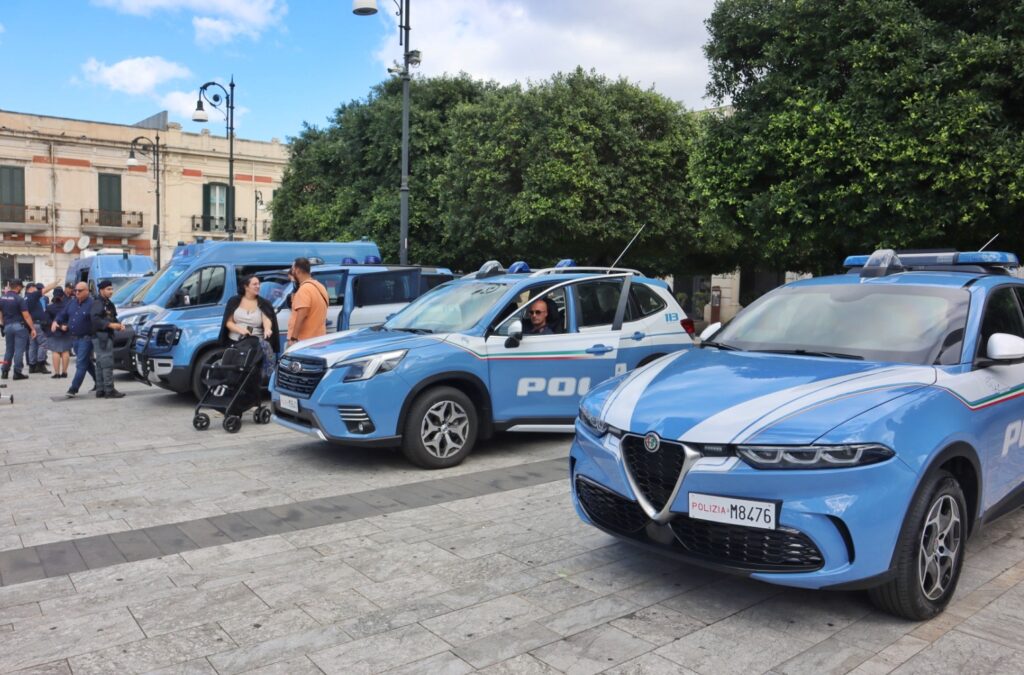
[[570, 258, 1024, 591]]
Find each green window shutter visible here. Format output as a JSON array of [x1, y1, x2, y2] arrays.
[[202, 183, 211, 231], [0, 167, 25, 222], [98, 174, 121, 226]]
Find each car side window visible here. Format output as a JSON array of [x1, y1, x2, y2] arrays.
[[171, 266, 225, 307], [978, 287, 1024, 359], [626, 283, 667, 322], [314, 271, 347, 306], [495, 285, 568, 335], [575, 279, 624, 328], [354, 271, 417, 307]]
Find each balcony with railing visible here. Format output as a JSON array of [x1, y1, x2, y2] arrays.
[[191, 215, 248, 236], [0, 204, 49, 234], [80, 209, 145, 237]]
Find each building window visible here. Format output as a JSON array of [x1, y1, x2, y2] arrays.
[[203, 182, 231, 231], [98, 173, 122, 227], [0, 166, 26, 223]]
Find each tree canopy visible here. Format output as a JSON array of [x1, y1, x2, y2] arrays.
[[694, 0, 1024, 274], [271, 69, 700, 276]]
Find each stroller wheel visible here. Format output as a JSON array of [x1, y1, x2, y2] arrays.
[[192, 413, 210, 430], [223, 415, 242, 433], [255, 406, 272, 424]]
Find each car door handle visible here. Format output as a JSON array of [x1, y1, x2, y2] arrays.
[[586, 344, 614, 355], [631, 331, 646, 341]]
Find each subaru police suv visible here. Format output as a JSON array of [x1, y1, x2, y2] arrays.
[[270, 261, 695, 468], [572, 249, 1024, 620]]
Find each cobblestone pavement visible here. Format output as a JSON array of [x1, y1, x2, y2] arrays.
[[1, 372, 1023, 674]]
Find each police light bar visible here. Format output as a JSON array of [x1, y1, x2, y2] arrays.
[[844, 249, 1019, 274], [508, 261, 531, 274], [555, 258, 575, 268], [341, 257, 358, 265], [364, 255, 382, 264]]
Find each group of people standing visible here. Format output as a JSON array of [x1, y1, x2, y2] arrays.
[[1, 277, 125, 398]]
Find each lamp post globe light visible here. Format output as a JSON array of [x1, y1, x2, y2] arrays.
[[127, 133, 162, 267], [192, 78, 236, 240], [353, 0, 418, 265]]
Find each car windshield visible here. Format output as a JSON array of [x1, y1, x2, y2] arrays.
[[126, 263, 190, 306], [384, 281, 507, 333], [713, 283, 970, 365], [111, 277, 148, 304]]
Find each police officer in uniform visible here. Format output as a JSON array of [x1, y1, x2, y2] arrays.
[[91, 279, 125, 398], [1, 279, 38, 380], [25, 281, 56, 373]]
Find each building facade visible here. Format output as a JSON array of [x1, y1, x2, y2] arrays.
[[0, 109, 288, 285]]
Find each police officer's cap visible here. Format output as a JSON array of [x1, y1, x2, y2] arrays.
[[97, 279, 113, 290]]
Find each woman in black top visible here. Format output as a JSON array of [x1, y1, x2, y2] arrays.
[[218, 275, 281, 380]]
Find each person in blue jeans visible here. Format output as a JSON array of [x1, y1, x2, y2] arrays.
[[1, 279, 38, 380], [54, 282, 96, 397]]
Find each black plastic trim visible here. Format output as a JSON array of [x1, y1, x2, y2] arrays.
[[982, 482, 1024, 525]]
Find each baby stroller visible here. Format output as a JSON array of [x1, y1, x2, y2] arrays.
[[192, 337, 272, 433]]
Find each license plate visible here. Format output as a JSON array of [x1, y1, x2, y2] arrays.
[[279, 394, 299, 413], [688, 492, 778, 530]]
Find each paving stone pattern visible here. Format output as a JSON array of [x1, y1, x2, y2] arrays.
[[1, 374, 1023, 673]]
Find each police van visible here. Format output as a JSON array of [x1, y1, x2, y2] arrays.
[[134, 261, 453, 398], [65, 250, 156, 294], [114, 239, 382, 371], [269, 261, 695, 468], [571, 249, 1024, 620]]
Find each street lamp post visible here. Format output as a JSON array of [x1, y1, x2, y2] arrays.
[[126, 132, 161, 267], [254, 189, 264, 241], [354, 0, 419, 265], [192, 78, 236, 240]]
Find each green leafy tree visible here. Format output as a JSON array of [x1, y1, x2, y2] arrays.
[[440, 68, 700, 275], [694, 0, 1024, 274]]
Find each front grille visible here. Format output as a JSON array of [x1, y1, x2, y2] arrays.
[[276, 355, 326, 398], [575, 477, 648, 534], [670, 517, 824, 571], [621, 434, 689, 511]]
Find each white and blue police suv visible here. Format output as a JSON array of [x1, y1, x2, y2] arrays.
[[270, 261, 695, 468], [572, 249, 1024, 620]]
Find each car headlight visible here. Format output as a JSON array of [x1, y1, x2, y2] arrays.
[[737, 444, 895, 470], [332, 349, 407, 382], [122, 313, 150, 327], [577, 404, 622, 438]]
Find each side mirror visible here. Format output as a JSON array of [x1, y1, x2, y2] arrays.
[[987, 333, 1024, 361], [699, 322, 722, 342], [504, 319, 524, 348]]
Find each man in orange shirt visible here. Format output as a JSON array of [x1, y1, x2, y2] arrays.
[[286, 257, 329, 349]]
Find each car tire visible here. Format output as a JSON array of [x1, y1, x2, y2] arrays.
[[869, 469, 967, 620], [401, 386, 478, 469], [191, 347, 224, 400]]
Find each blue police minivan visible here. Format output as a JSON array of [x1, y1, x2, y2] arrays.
[[133, 258, 453, 398], [115, 238, 382, 380], [65, 251, 156, 295]]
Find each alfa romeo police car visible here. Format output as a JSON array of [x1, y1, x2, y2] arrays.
[[270, 261, 695, 468], [571, 250, 1024, 620]]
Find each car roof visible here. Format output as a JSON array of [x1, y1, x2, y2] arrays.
[[791, 270, 1011, 290]]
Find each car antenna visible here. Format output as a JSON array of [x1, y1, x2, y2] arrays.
[[608, 223, 648, 271], [979, 233, 1000, 251]]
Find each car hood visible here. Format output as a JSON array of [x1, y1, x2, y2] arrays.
[[288, 328, 440, 363], [602, 349, 936, 445]]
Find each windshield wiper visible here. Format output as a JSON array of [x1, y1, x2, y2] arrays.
[[753, 348, 863, 360], [390, 327, 433, 334], [701, 340, 739, 351]]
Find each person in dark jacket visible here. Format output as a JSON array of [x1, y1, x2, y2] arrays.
[[25, 281, 58, 373], [55, 282, 97, 397], [45, 287, 72, 378], [219, 275, 280, 381], [91, 279, 124, 398]]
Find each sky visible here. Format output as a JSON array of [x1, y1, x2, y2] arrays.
[[0, 0, 721, 143]]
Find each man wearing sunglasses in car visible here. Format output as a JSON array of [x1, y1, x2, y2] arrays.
[[525, 298, 554, 335]]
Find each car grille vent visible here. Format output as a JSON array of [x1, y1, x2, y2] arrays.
[[275, 355, 326, 398], [670, 517, 824, 571], [575, 477, 648, 535], [620, 434, 688, 511]]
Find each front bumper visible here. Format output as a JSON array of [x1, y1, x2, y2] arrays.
[[269, 368, 407, 447], [130, 349, 189, 393], [569, 424, 919, 589]]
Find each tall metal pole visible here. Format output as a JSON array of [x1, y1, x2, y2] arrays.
[[227, 77, 236, 241], [154, 131, 161, 267], [398, 0, 411, 265]]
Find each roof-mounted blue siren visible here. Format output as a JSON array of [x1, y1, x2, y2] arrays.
[[476, 260, 505, 278], [507, 261, 531, 274], [364, 255, 382, 264], [341, 257, 358, 265], [844, 249, 1020, 277], [554, 258, 575, 268]]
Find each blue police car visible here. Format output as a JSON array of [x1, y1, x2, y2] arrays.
[[571, 249, 1024, 620], [270, 261, 695, 468]]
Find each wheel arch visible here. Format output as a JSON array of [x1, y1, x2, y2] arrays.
[[397, 371, 494, 440], [910, 441, 983, 539]]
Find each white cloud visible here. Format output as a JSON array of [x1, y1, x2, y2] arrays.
[[92, 0, 286, 44], [160, 89, 200, 120], [81, 56, 192, 96], [370, 0, 718, 109]]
